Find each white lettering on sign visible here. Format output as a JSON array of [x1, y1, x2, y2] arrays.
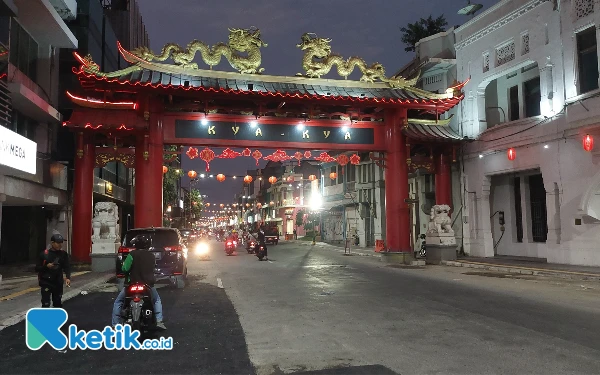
[[0, 125, 37, 174]]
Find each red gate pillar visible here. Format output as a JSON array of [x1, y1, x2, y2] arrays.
[[435, 153, 452, 208], [72, 132, 95, 263], [134, 114, 164, 228], [384, 108, 411, 256]]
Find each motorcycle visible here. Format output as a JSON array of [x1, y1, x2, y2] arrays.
[[195, 241, 210, 260], [415, 233, 426, 258], [121, 282, 156, 332], [225, 240, 237, 256], [256, 243, 267, 261]]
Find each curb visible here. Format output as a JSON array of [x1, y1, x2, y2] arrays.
[[291, 241, 380, 258], [441, 260, 600, 281], [0, 272, 114, 331]]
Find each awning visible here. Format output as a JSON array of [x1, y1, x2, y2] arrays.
[[403, 123, 462, 143]]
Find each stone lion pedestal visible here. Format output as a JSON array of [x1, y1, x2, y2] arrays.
[[90, 202, 120, 272], [425, 204, 457, 265]]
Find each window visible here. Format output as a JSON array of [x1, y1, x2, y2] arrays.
[[337, 166, 343, 185], [514, 177, 523, 243], [524, 77, 541, 117], [346, 165, 356, 182], [509, 85, 519, 121], [576, 27, 599, 94], [529, 174, 547, 242], [10, 110, 36, 140], [9, 21, 38, 83]]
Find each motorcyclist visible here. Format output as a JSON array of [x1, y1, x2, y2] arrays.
[[111, 234, 166, 330], [257, 225, 268, 260]]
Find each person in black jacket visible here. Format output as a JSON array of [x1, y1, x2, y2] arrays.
[[35, 234, 71, 308], [111, 234, 166, 330]]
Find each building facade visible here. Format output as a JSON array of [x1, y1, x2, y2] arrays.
[[456, 0, 600, 266]]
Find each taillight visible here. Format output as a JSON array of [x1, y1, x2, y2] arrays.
[[233, 241, 237, 245], [227, 242, 232, 246], [118, 246, 134, 253], [129, 284, 144, 292], [164, 245, 183, 251]]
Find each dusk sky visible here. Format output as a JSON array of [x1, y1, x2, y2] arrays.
[[137, 0, 498, 204]]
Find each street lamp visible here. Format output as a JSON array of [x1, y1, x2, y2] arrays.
[[309, 193, 323, 245]]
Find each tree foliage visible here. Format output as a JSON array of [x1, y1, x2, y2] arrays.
[[184, 188, 204, 219], [303, 212, 321, 231], [400, 15, 448, 52], [295, 209, 305, 228], [163, 145, 179, 209]]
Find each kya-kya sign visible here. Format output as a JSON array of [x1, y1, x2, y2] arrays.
[[0, 125, 37, 174]]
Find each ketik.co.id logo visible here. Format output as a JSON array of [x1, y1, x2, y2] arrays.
[[26, 308, 173, 350]]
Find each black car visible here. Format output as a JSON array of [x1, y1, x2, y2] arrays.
[[179, 228, 198, 246], [117, 227, 188, 290]]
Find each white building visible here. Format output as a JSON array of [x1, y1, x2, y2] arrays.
[[456, 0, 600, 266], [0, 0, 76, 267]]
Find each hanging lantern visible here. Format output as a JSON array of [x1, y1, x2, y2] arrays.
[[507, 148, 516, 161], [270, 201, 275, 206], [252, 150, 262, 166], [257, 203, 262, 208], [205, 203, 210, 207], [216, 173, 226, 182], [330, 172, 338, 180], [287, 176, 294, 183], [244, 175, 253, 184], [246, 203, 250, 207], [308, 174, 317, 181], [188, 170, 198, 179], [268, 176, 277, 184], [162, 166, 168, 174], [220, 204, 224, 208], [584, 134, 594, 152]]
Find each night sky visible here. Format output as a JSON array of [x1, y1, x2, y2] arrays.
[[137, 0, 498, 204]]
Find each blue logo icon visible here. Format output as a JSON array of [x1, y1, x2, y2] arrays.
[[26, 308, 69, 350]]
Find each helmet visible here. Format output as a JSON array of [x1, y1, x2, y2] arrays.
[[130, 234, 151, 250]]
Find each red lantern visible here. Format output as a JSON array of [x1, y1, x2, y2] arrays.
[[287, 176, 294, 183], [507, 148, 516, 161], [268, 176, 277, 184], [584, 134, 594, 152], [220, 204, 224, 208], [244, 175, 253, 184], [188, 170, 198, 179], [270, 201, 275, 206], [162, 166, 168, 174], [216, 174, 226, 182], [308, 174, 317, 181], [330, 172, 338, 180]]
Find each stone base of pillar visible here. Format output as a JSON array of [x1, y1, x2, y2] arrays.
[[91, 243, 120, 255], [426, 244, 458, 265], [380, 252, 416, 265], [90, 253, 116, 272]]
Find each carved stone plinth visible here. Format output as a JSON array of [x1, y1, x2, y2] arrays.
[[426, 243, 457, 265], [90, 253, 116, 272]]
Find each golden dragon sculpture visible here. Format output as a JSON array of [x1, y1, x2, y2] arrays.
[[296, 33, 419, 88], [129, 27, 268, 74], [77, 53, 141, 78]]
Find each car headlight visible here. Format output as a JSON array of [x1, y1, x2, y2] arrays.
[[196, 243, 209, 255]]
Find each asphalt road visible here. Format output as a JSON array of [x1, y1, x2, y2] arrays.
[[3, 240, 600, 375]]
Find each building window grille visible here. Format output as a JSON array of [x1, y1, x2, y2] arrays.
[[529, 174, 548, 243], [496, 42, 515, 67], [483, 52, 490, 73], [521, 33, 530, 55], [575, 0, 594, 20], [9, 21, 38, 83]]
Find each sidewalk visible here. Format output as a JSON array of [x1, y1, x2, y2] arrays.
[[0, 270, 114, 331], [289, 239, 381, 258]]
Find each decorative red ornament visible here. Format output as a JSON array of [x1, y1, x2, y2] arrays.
[[199, 147, 215, 171], [330, 172, 338, 180], [583, 134, 594, 152], [163, 166, 168, 174], [268, 176, 277, 184], [350, 153, 361, 165], [188, 170, 198, 179], [294, 151, 303, 165], [249, 150, 261, 165], [242, 148, 251, 157], [186, 146, 199, 159], [287, 176, 294, 183], [244, 175, 253, 184], [337, 154, 350, 174], [216, 173, 226, 182], [264, 149, 291, 162], [507, 148, 516, 161], [308, 174, 317, 181], [315, 152, 336, 163], [217, 148, 242, 159], [304, 151, 312, 159]]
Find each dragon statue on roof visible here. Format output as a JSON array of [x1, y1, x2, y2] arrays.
[[296, 33, 419, 88], [129, 27, 267, 74]]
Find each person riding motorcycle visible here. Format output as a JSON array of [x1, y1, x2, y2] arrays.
[[111, 234, 166, 330], [256, 226, 268, 260]]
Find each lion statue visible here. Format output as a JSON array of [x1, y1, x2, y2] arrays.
[[427, 204, 454, 236], [92, 202, 120, 243]]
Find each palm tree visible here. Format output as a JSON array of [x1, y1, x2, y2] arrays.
[[400, 15, 448, 52]]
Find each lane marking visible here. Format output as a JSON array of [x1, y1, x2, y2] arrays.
[[0, 271, 90, 302], [268, 260, 273, 264], [217, 278, 224, 288]]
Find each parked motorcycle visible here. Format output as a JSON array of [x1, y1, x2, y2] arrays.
[[225, 240, 237, 256], [121, 282, 156, 332], [415, 233, 426, 258]]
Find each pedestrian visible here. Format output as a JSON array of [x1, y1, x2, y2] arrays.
[[293, 228, 297, 240], [35, 234, 71, 308]]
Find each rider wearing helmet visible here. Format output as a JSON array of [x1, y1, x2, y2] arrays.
[[111, 234, 166, 330]]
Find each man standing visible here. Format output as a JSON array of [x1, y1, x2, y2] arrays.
[[35, 234, 71, 308]]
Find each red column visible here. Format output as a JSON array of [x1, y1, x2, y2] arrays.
[[72, 132, 95, 263], [134, 114, 164, 228], [435, 153, 452, 208], [384, 108, 411, 253]]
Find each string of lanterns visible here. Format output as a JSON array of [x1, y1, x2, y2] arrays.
[[161, 168, 339, 183], [485, 134, 596, 162]]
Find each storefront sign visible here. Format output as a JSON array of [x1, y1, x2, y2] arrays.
[[0, 125, 36, 174]]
